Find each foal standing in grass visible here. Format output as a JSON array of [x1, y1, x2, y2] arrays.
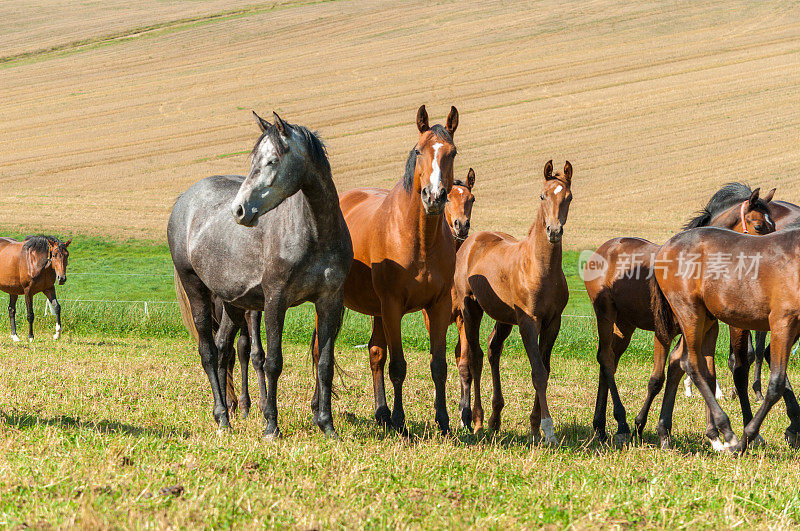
[[453, 160, 572, 443], [0, 235, 70, 342]]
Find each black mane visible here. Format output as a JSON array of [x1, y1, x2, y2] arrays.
[[402, 124, 453, 192], [684, 182, 768, 229], [22, 235, 60, 254]]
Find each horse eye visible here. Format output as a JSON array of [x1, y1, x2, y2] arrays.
[[414, 149, 420, 155], [540, 193, 545, 200]]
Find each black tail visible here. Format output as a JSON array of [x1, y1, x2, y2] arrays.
[[650, 276, 678, 344]]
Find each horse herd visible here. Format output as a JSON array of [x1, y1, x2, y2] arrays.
[[3, 105, 800, 455]]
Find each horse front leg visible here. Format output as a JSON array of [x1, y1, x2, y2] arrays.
[[313, 292, 344, 437], [460, 297, 484, 433], [43, 288, 62, 340], [453, 313, 473, 430], [426, 297, 452, 436], [518, 315, 556, 445], [380, 300, 408, 436], [8, 294, 19, 342], [752, 330, 767, 402], [24, 289, 34, 342], [248, 311, 268, 419], [261, 302, 287, 439]]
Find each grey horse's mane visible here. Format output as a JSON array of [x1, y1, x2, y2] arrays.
[[402, 124, 453, 192], [252, 122, 330, 175], [684, 182, 769, 229]]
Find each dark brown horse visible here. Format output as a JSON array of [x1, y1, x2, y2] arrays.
[[584, 184, 775, 444], [652, 220, 800, 453], [453, 160, 572, 444], [0, 235, 70, 342], [328, 105, 459, 436]]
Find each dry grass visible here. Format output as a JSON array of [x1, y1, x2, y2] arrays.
[[2, 333, 800, 527], [1, 1, 799, 246]]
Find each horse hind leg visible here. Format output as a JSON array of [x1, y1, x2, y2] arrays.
[[216, 303, 244, 427], [752, 330, 768, 402], [461, 298, 484, 433], [8, 294, 19, 342], [486, 322, 512, 433]]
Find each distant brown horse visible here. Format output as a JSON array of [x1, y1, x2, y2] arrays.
[[327, 105, 459, 436], [453, 160, 572, 443], [0, 235, 70, 342], [584, 184, 775, 444], [652, 220, 800, 453]]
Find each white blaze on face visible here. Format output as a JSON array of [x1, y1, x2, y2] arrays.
[[554, 185, 563, 195], [430, 143, 444, 193]]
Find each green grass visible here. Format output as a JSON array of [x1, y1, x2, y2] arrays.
[[2, 236, 800, 527]]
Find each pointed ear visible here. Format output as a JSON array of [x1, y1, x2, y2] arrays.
[[64, 239, 72, 247], [762, 187, 776, 203], [252, 110, 270, 133], [273, 111, 289, 137], [446, 106, 459, 136], [466, 168, 475, 189], [416, 105, 429, 133], [563, 161, 572, 184], [748, 187, 761, 208], [543, 160, 554, 180]]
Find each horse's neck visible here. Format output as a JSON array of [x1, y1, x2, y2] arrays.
[[522, 205, 561, 274], [710, 207, 740, 230], [392, 186, 445, 260], [300, 167, 343, 242]]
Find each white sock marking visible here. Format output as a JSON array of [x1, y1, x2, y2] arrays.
[[684, 375, 692, 397], [11, 334, 20, 342]]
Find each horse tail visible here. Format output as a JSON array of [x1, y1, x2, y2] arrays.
[[174, 267, 199, 342], [650, 275, 678, 344]]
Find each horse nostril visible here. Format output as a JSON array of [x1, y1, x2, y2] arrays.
[[236, 205, 244, 218], [464, 221, 470, 230]]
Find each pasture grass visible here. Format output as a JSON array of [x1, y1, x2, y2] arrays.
[[2, 335, 800, 528], [2, 237, 800, 526]]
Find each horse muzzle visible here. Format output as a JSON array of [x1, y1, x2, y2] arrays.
[[421, 186, 447, 216], [453, 219, 470, 240], [232, 201, 257, 227], [546, 224, 563, 243], [56, 275, 67, 285]]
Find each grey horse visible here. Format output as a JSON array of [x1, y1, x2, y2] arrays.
[[168, 111, 352, 438]]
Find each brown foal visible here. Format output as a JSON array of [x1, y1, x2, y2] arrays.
[[453, 160, 572, 443]]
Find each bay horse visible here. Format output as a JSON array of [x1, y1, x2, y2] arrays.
[[0, 235, 70, 342], [652, 220, 800, 453], [747, 199, 800, 401], [584, 184, 776, 444], [169, 111, 352, 437], [453, 160, 572, 444], [328, 105, 459, 436]]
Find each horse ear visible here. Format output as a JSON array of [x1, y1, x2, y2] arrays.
[[543, 160, 554, 180], [446, 106, 459, 136], [748, 187, 761, 208], [252, 110, 270, 133], [64, 239, 72, 247], [762, 188, 776, 203], [563, 161, 573, 184], [273, 111, 289, 137], [466, 168, 476, 189], [416, 105, 429, 133]]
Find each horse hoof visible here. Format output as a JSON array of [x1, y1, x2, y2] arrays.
[[28, 337, 33, 343], [216, 426, 231, 437], [613, 432, 631, 447], [53, 332, 60, 340], [263, 428, 282, 441], [751, 434, 766, 449], [374, 406, 391, 428], [460, 408, 472, 430], [785, 430, 800, 449], [11, 335, 20, 343], [324, 429, 340, 440], [240, 408, 249, 420], [710, 437, 726, 453], [723, 438, 741, 455], [659, 437, 671, 450]]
